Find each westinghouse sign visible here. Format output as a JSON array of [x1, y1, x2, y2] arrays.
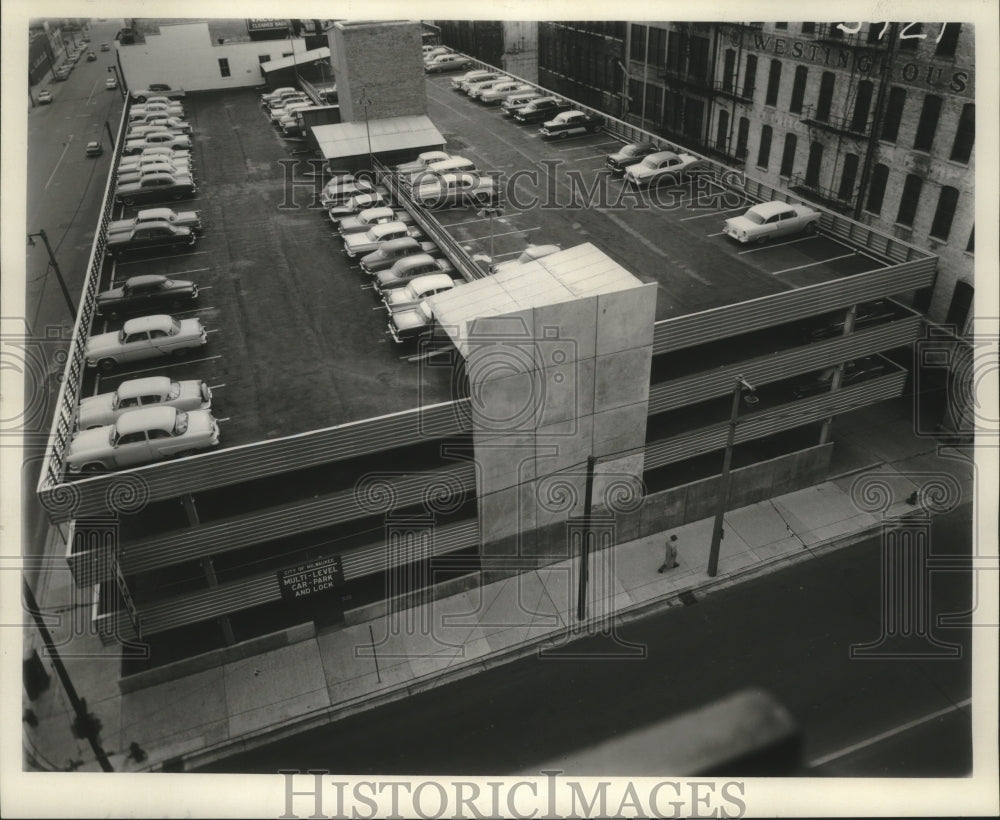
[[279, 772, 749, 819]]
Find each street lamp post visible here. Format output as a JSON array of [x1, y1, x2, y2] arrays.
[[707, 375, 756, 577], [27, 229, 77, 320], [477, 205, 504, 273]]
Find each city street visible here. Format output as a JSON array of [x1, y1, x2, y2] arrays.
[[199, 508, 973, 777]]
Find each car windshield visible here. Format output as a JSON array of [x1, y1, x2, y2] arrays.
[[173, 412, 189, 435], [167, 382, 181, 400], [744, 211, 767, 225]]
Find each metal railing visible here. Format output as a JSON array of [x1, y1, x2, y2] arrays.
[[799, 104, 873, 138]]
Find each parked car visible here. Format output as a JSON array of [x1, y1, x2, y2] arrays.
[[96, 274, 198, 319], [260, 86, 299, 105], [403, 157, 478, 188], [806, 301, 899, 342], [422, 46, 450, 62], [327, 192, 388, 224], [425, 53, 473, 73], [320, 179, 387, 208], [129, 103, 185, 120], [115, 171, 196, 204], [513, 97, 572, 124], [124, 126, 184, 143], [451, 69, 498, 91], [100, 43, 110, 51], [338, 207, 413, 237], [77, 376, 212, 430], [623, 150, 701, 188], [117, 159, 192, 183], [104, 222, 198, 261], [394, 151, 452, 176], [108, 207, 202, 237], [131, 84, 186, 102], [84, 314, 207, 371], [87, 51, 97, 61], [538, 110, 603, 140], [501, 92, 543, 117], [85, 141, 103, 157], [388, 301, 435, 344], [360, 237, 441, 274], [38, 89, 53, 104], [54, 67, 71, 81], [724, 200, 822, 244], [270, 101, 311, 123], [465, 76, 512, 98], [792, 357, 891, 399], [105, 76, 117, 90], [137, 116, 192, 134], [343, 221, 424, 258], [123, 133, 192, 155], [605, 141, 660, 174], [119, 146, 192, 168], [479, 82, 534, 105], [410, 172, 498, 209], [66, 406, 219, 474], [382, 273, 460, 314], [374, 254, 457, 295]]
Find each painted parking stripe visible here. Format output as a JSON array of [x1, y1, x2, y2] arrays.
[[117, 249, 211, 265], [825, 234, 892, 267], [555, 140, 619, 151], [165, 266, 212, 276], [737, 235, 820, 255], [105, 353, 223, 378], [706, 230, 727, 237], [443, 213, 524, 228], [680, 205, 749, 221], [573, 154, 613, 162], [771, 252, 857, 275], [462, 226, 541, 243]]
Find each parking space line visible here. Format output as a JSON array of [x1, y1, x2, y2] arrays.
[[117, 250, 212, 266], [208, 383, 226, 390], [555, 140, 619, 151], [825, 234, 892, 267], [706, 231, 726, 237], [108, 354, 223, 378], [680, 205, 748, 221], [491, 249, 525, 259], [443, 213, 525, 228], [167, 267, 212, 275], [771, 252, 857, 276], [737, 235, 819, 255], [573, 154, 611, 162], [462, 226, 541, 243]]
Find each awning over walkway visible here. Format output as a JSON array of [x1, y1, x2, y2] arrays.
[[311, 115, 446, 163], [261, 46, 331, 73]]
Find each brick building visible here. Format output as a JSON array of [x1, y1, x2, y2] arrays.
[[538, 21, 975, 333]]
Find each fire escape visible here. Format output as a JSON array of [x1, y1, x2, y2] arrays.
[[657, 22, 717, 152]]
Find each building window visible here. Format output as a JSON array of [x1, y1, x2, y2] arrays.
[[689, 36, 710, 81], [801, 22, 815, 35], [630, 24, 646, 61], [790, 66, 807, 114], [899, 22, 922, 51], [881, 87, 906, 142], [865, 164, 889, 214], [716, 109, 729, 152], [757, 125, 773, 168], [936, 23, 961, 57], [913, 94, 943, 152], [775, 23, 788, 30], [684, 97, 704, 142], [851, 80, 873, 133], [805, 141, 823, 186], [966, 226, 974, 253], [258, 54, 270, 64], [765, 59, 781, 106], [930, 186, 960, 241], [896, 174, 923, 226], [838, 153, 859, 199], [815, 72, 835, 122], [950, 103, 975, 163], [722, 49, 736, 92], [780, 132, 797, 177], [866, 23, 883, 43], [742, 54, 757, 100], [218, 58, 231, 78], [736, 116, 750, 160], [945, 281, 973, 330], [646, 83, 664, 122], [648, 26, 666, 68], [666, 30, 683, 73]]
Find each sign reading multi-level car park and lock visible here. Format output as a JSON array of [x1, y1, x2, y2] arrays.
[[277, 556, 345, 601]]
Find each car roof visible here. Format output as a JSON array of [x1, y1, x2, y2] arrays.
[[116, 376, 172, 399], [380, 237, 419, 251], [428, 157, 473, 171], [394, 254, 437, 272], [136, 208, 177, 219], [646, 150, 681, 162], [407, 273, 455, 292], [124, 274, 169, 287], [122, 315, 175, 333], [371, 222, 408, 237], [115, 405, 178, 435], [358, 206, 395, 220], [749, 200, 797, 218]]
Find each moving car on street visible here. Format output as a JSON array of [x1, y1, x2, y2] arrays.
[[105, 77, 118, 89], [538, 110, 603, 140], [623, 150, 701, 188], [77, 376, 212, 430], [84, 314, 208, 371], [96, 274, 199, 318], [723, 201, 821, 244], [38, 89, 53, 104], [66, 406, 219, 474], [85, 141, 103, 157]]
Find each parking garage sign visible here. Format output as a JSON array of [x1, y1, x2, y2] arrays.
[[277, 556, 345, 600]]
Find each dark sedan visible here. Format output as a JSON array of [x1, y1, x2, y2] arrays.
[[105, 221, 197, 260], [96, 275, 199, 320], [605, 141, 660, 175], [115, 172, 196, 205]]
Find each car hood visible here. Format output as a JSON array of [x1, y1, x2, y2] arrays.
[[77, 394, 116, 429], [86, 330, 125, 356], [384, 290, 415, 309], [67, 426, 112, 461]]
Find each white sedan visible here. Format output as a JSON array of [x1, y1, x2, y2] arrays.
[[723, 201, 821, 244], [623, 150, 700, 187], [66, 406, 220, 474], [85, 314, 207, 371], [77, 375, 212, 429]]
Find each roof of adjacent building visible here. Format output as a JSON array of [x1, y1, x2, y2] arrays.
[[312, 115, 445, 162], [429, 242, 646, 356], [260, 46, 331, 73]]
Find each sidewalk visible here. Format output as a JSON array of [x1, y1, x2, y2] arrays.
[[22, 402, 976, 772]]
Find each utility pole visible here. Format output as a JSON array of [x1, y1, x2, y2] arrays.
[[577, 455, 597, 621], [23, 579, 114, 772], [27, 229, 76, 319]]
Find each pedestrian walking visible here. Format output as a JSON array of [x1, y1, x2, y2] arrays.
[[658, 534, 679, 573]]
